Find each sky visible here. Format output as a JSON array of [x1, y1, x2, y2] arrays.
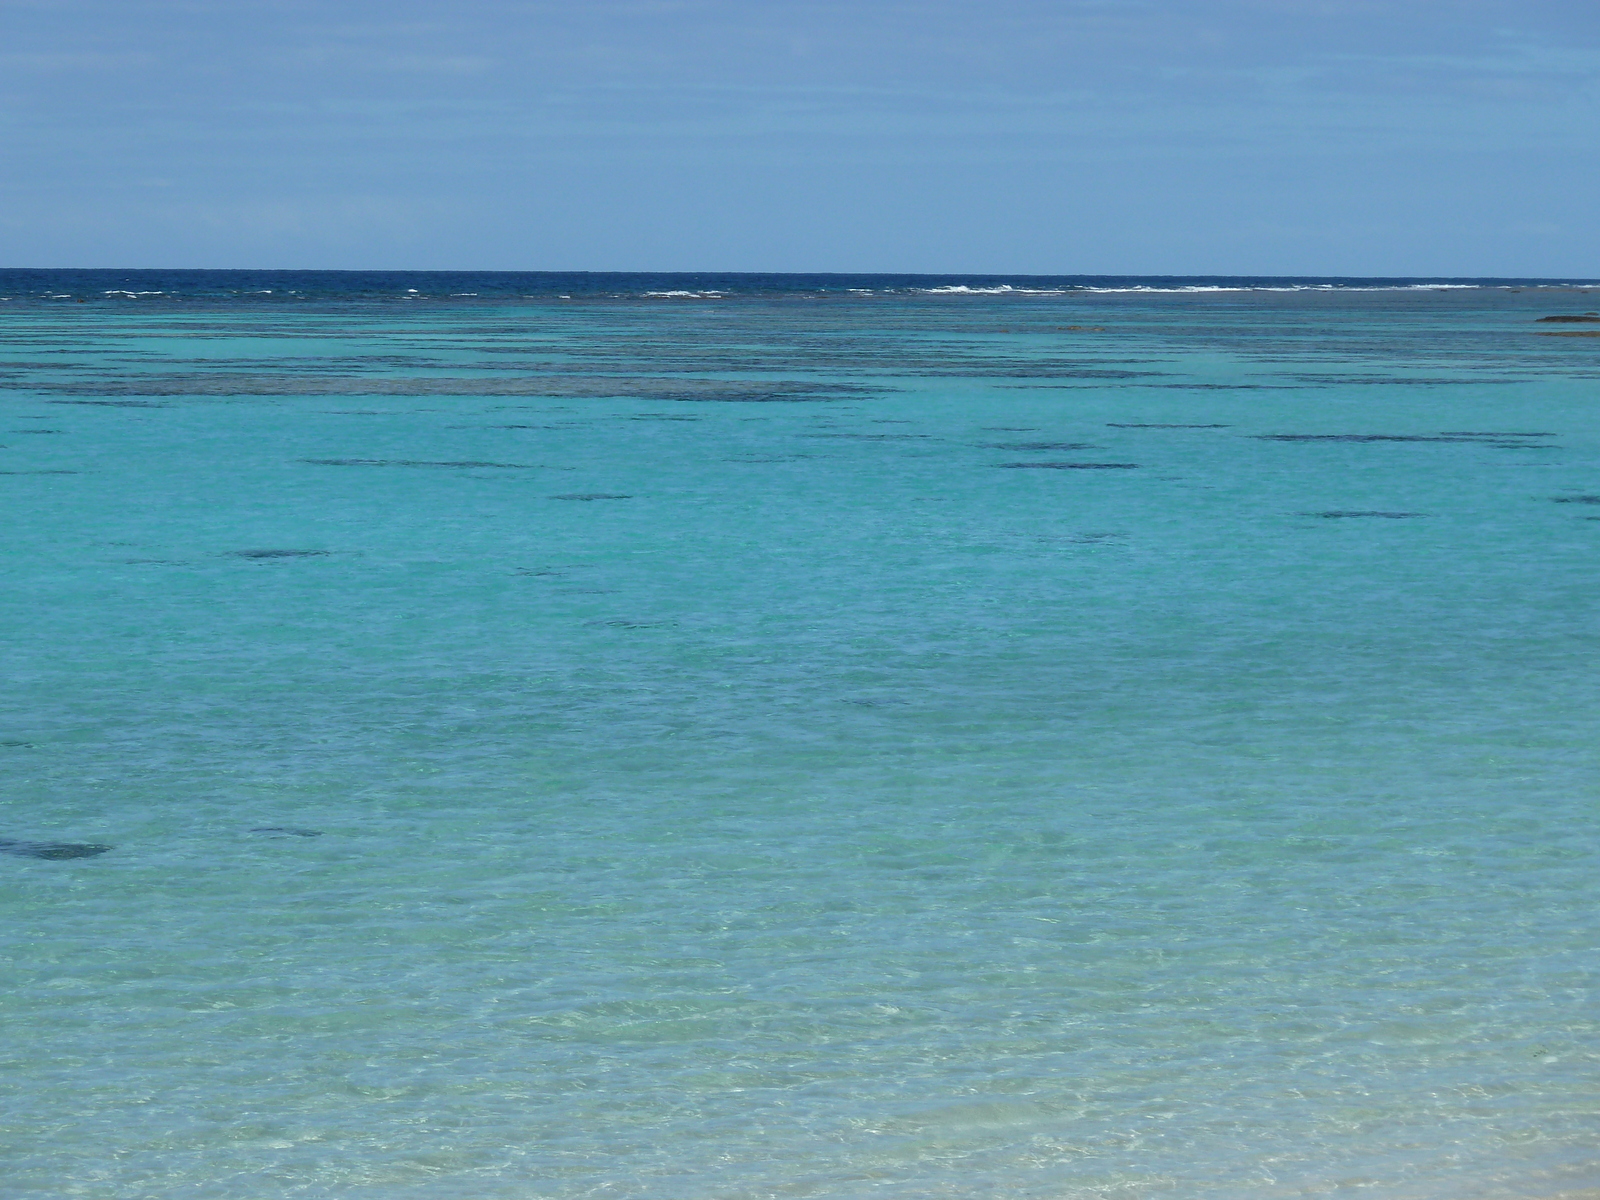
[[2, 0, 1598, 274]]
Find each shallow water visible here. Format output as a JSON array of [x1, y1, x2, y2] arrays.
[[3, 272, 1599, 1199]]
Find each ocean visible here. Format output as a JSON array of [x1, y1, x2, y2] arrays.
[[3, 270, 1598, 1199]]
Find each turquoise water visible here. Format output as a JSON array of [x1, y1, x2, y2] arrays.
[[4, 276, 1599, 1199]]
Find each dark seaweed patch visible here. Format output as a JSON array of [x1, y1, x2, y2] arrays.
[[9, 429, 65, 434], [1036, 532, 1122, 544], [1552, 495, 1600, 504], [1300, 511, 1425, 519], [48, 399, 168, 408], [1535, 315, 1600, 322], [1032, 370, 1153, 379], [0, 470, 79, 475], [983, 442, 1098, 451], [248, 826, 323, 837], [227, 549, 332, 560], [551, 493, 631, 500], [0, 838, 112, 860], [585, 619, 672, 628], [801, 433, 935, 441], [997, 462, 1140, 470], [1287, 376, 1506, 386], [650, 390, 859, 403], [1256, 434, 1481, 444], [303, 458, 540, 468], [1107, 423, 1230, 429], [36, 375, 885, 402], [1440, 432, 1555, 438]]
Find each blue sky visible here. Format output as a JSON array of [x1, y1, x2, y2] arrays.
[[3, 0, 1598, 273]]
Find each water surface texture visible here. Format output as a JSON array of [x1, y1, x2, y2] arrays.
[[4, 271, 1600, 1200]]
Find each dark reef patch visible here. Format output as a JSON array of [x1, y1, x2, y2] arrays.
[[551, 493, 632, 500], [36, 374, 886, 403], [0, 838, 112, 860], [997, 462, 1140, 470], [48, 399, 169, 408], [0, 469, 79, 475], [1300, 511, 1426, 519], [1535, 314, 1600, 322], [1028, 532, 1125, 546], [983, 442, 1099, 451], [303, 458, 540, 468], [1108, 423, 1229, 429], [1257, 434, 1488, 444], [1552, 495, 1600, 504], [1022, 370, 1155, 379], [248, 827, 323, 837], [651, 390, 865, 403], [802, 433, 935, 441], [1287, 376, 1516, 386], [227, 549, 332, 560]]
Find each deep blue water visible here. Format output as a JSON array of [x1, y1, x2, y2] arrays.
[[6, 267, 1600, 303], [3, 271, 1599, 1199]]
